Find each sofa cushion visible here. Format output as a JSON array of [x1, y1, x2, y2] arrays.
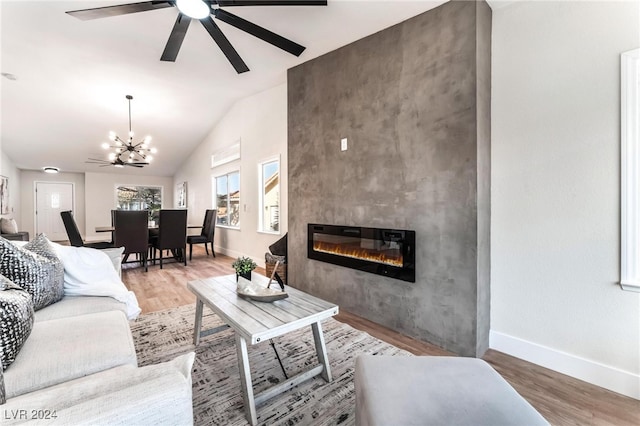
[[2, 352, 195, 425], [1, 218, 18, 234], [0, 238, 63, 311], [3, 310, 137, 398], [0, 275, 34, 371], [34, 295, 127, 322]]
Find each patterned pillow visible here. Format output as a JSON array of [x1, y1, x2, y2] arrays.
[[0, 274, 35, 372], [0, 236, 64, 310]]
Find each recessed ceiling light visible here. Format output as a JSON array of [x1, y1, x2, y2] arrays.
[[43, 167, 59, 174], [1, 72, 17, 81]]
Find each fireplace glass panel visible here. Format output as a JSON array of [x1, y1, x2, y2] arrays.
[[308, 224, 415, 282]]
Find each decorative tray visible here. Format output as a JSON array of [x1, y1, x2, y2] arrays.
[[236, 277, 288, 302]]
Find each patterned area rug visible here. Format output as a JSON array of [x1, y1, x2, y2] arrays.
[[130, 304, 411, 425]]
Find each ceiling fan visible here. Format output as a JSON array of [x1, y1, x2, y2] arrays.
[[86, 157, 148, 168], [66, 0, 328, 74]]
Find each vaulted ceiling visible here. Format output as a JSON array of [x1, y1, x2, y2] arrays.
[[1, 0, 452, 176]]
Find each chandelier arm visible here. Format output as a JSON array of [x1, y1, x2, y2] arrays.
[[127, 95, 133, 135]]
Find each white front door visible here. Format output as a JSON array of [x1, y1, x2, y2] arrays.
[[35, 182, 74, 242]]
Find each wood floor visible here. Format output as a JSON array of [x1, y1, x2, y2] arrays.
[[122, 246, 639, 426]]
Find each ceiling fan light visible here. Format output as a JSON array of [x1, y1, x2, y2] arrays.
[[176, 0, 209, 19]]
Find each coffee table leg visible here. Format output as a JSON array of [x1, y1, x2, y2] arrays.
[[311, 321, 332, 382], [193, 299, 203, 345], [236, 333, 258, 426]]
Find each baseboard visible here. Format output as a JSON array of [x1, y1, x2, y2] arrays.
[[490, 330, 640, 400], [214, 246, 264, 268]]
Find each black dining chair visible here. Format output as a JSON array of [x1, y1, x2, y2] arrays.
[[151, 209, 188, 269], [186, 209, 216, 261], [113, 210, 149, 272], [60, 210, 113, 249]]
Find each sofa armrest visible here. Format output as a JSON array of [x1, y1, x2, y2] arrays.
[[1, 232, 29, 242], [1, 353, 195, 425]]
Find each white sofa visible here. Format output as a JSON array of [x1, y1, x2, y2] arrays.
[[1, 247, 195, 425]]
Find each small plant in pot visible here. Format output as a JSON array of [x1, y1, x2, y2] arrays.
[[232, 256, 257, 281]]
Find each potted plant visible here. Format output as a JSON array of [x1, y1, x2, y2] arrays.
[[232, 256, 257, 281]]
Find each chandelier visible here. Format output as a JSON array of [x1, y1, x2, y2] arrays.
[[98, 95, 156, 168]]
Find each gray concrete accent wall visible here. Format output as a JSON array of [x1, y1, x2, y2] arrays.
[[288, 0, 491, 357]]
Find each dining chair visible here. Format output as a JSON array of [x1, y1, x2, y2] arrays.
[[113, 210, 149, 272], [60, 211, 113, 249], [186, 209, 216, 261], [151, 209, 188, 269]]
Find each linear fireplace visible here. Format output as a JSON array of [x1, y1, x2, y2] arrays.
[[308, 224, 416, 282]]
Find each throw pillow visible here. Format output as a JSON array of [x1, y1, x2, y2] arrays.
[[0, 218, 18, 234], [23, 234, 65, 306], [0, 237, 63, 310], [269, 232, 287, 257], [0, 274, 35, 372]]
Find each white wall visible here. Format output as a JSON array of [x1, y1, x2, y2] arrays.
[[84, 172, 173, 241], [173, 84, 287, 266], [492, 1, 640, 398]]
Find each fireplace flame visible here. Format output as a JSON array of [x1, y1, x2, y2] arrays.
[[313, 241, 403, 267]]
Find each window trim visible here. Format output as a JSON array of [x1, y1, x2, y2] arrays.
[[258, 156, 281, 235], [214, 170, 240, 229], [114, 184, 163, 222], [621, 48, 640, 292]]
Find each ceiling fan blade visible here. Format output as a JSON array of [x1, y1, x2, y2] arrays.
[[213, 9, 304, 56], [200, 17, 249, 74], [161, 13, 192, 62], [216, 1, 327, 6], [66, 1, 174, 21]]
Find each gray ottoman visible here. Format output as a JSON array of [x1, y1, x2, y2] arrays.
[[355, 355, 549, 426]]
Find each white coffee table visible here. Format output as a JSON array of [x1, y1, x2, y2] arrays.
[[187, 273, 339, 425]]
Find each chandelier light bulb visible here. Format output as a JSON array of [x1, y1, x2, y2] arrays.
[[150, 147, 158, 154], [109, 132, 116, 141], [176, 0, 209, 19], [108, 153, 116, 161], [101, 143, 109, 149], [115, 140, 123, 146], [144, 136, 152, 143], [140, 144, 147, 149], [147, 156, 153, 162]]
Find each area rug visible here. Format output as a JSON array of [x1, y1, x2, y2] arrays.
[[130, 304, 411, 425]]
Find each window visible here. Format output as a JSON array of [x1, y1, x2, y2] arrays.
[[259, 158, 280, 233], [215, 171, 240, 228], [116, 185, 162, 222], [621, 48, 640, 292]]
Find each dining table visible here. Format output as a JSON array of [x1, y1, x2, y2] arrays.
[[95, 225, 203, 232]]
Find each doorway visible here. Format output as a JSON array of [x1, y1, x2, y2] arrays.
[[35, 182, 74, 242]]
